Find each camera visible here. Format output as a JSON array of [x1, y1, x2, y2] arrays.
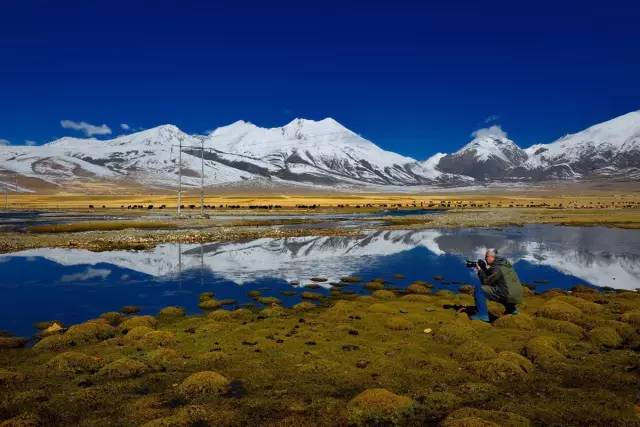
[[465, 259, 488, 271]]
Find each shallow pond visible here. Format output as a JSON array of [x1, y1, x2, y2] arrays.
[[1, 224, 639, 336]]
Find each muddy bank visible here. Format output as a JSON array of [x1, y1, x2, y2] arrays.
[[1, 284, 639, 426]]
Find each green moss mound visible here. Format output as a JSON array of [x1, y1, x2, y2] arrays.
[[123, 326, 155, 343], [292, 301, 316, 311], [534, 317, 584, 338], [400, 294, 431, 303], [207, 309, 232, 321], [0, 412, 41, 427], [0, 368, 25, 385], [451, 340, 497, 362], [555, 295, 603, 314], [419, 391, 462, 419], [119, 315, 158, 332], [589, 326, 623, 348], [494, 313, 536, 331], [99, 311, 124, 326], [364, 281, 385, 291], [434, 323, 478, 345], [535, 299, 582, 321], [620, 310, 640, 327], [120, 305, 141, 314], [46, 351, 103, 375], [257, 296, 281, 305], [407, 283, 430, 294], [385, 316, 414, 330], [346, 388, 415, 426], [99, 357, 147, 379], [178, 371, 230, 400], [66, 320, 115, 344], [372, 290, 396, 300], [368, 303, 397, 314], [524, 336, 566, 367], [443, 408, 531, 427], [146, 348, 181, 371], [158, 306, 185, 317], [140, 330, 176, 348], [0, 337, 28, 349], [301, 291, 323, 300]]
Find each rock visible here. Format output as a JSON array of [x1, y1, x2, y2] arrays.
[[494, 313, 536, 331], [178, 371, 230, 400], [346, 388, 415, 426], [372, 290, 396, 300], [99, 357, 148, 379], [356, 360, 369, 368], [159, 306, 185, 317], [385, 316, 414, 331], [535, 299, 582, 321], [451, 340, 497, 362], [120, 305, 141, 314], [589, 326, 623, 348], [46, 351, 103, 375]]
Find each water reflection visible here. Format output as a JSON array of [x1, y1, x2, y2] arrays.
[[1, 225, 639, 336], [3, 225, 639, 289]]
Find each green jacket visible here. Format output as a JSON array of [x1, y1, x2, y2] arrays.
[[478, 257, 523, 304]]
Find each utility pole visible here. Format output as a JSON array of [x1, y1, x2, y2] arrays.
[[200, 138, 204, 217], [177, 139, 182, 217]]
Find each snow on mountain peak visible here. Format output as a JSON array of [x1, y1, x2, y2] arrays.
[[456, 125, 522, 162]]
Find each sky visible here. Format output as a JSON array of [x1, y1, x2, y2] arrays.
[[1, 0, 639, 159]]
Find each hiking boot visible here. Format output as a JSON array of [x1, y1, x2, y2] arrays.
[[470, 313, 490, 322]]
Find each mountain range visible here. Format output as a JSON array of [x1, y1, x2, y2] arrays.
[[1, 110, 638, 192]]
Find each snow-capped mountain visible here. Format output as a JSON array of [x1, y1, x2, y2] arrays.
[[0, 111, 638, 191], [435, 110, 640, 182], [436, 125, 529, 180], [0, 118, 464, 191]]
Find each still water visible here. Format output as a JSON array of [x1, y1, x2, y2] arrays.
[[1, 224, 639, 336]]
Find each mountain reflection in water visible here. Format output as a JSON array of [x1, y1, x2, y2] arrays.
[[1, 225, 638, 336]]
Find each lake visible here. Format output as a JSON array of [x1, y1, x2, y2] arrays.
[[1, 224, 639, 336]]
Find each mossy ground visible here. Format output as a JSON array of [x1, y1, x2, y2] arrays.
[[1, 289, 640, 426]]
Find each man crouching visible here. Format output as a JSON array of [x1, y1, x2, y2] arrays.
[[471, 248, 523, 322]]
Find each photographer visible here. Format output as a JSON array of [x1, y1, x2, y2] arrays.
[[469, 248, 523, 322]]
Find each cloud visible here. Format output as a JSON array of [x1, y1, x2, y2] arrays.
[[120, 123, 130, 130], [0, 139, 10, 146], [61, 267, 111, 282], [484, 114, 499, 124], [24, 140, 37, 146], [471, 125, 507, 140], [60, 120, 112, 137]]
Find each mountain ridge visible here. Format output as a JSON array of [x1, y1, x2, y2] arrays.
[[1, 111, 638, 192]]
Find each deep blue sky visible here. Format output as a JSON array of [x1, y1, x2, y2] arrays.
[[1, 0, 639, 159]]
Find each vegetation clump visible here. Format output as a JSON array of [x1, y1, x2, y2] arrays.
[[120, 305, 141, 314], [588, 326, 623, 348], [118, 315, 158, 332], [451, 340, 497, 362], [347, 388, 415, 425], [535, 298, 582, 321], [494, 313, 536, 330], [364, 281, 385, 291], [385, 316, 413, 330], [158, 306, 185, 317], [178, 371, 230, 400], [99, 311, 124, 326], [46, 351, 103, 375], [372, 290, 396, 300], [99, 357, 147, 379], [406, 282, 430, 294]]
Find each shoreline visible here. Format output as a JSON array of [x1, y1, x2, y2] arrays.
[[1, 207, 639, 254]]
